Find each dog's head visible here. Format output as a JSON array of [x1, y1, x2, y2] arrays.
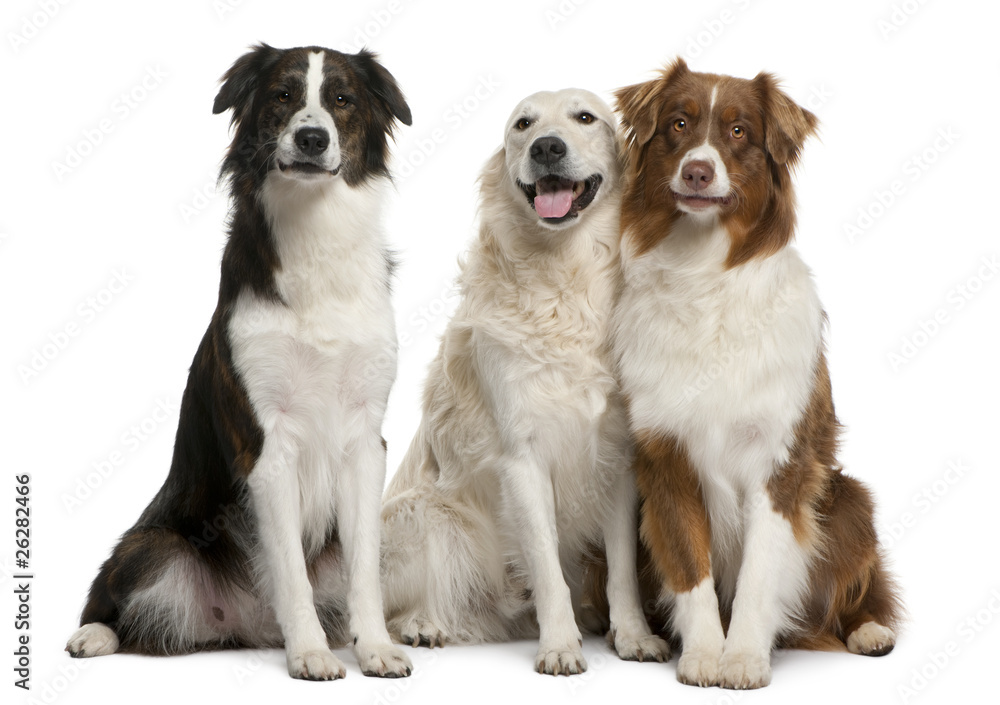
[[615, 58, 817, 265], [213, 44, 411, 188], [484, 89, 619, 232]]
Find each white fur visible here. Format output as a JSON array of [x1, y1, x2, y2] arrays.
[[229, 172, 409, 678], [381, 89, 668, 674], [613, 215, 825, 686], [275, 51, 341, 175]]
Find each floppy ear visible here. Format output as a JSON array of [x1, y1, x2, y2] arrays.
[[212, 43, 282, 120], [753, 71, 818, 167], [615, 57, 690, 146], [353, 50, 412, 127]]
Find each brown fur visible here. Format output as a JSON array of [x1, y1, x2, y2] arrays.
[[614, 59, 901, 655], [615, 58, 817, 267]]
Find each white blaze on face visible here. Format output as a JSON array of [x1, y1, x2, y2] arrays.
[[275, 51, 341, 174], [671, 82, 731, 201]]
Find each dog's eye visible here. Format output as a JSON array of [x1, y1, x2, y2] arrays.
[[516, 118, 531, 130], [335, 95, 350, 108], [578, 112, 595, 124], [277, 91, 290, 104], [731, 126, 745, 139], [673, 119, 686, 132]]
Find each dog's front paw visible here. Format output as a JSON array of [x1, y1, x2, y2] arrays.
[[676, 648, 721, 687], [66, 623, 119, 658], [399, 617, 448, 648], [535, 642, 587, 676], [610, 628, 671, 663], [718, 650, 771, 689], [847, 621, 895, 657], [356, 641, 413, 678], [286, 649, 346, 681]]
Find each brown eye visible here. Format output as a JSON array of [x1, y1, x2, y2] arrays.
[[673, 118, 686, 132], [731, 125, 745, 139], [578, 112, 595, 124], [516, 118, 531, 130], [335, 95, 349, 107], [277, 91, 290, 103]]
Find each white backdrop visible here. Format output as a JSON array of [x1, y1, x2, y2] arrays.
[[3, 1, 998, 704]]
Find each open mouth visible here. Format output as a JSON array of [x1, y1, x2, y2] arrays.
[[277, 161, 340, 177], [672, 192, 733, 210], [518, 174, 602, 223]]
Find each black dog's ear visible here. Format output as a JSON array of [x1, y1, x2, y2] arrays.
[[752, 71, 818, 167], [354, 49, 412, 127], [213, 43, 282, 119]]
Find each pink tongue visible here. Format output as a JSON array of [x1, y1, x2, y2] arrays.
[[534, 188, 574, 218]]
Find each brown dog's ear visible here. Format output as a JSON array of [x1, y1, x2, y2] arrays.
[[753, 72, 818, 167], [351, 49, 412, 127], [615, 57, 690, 147]]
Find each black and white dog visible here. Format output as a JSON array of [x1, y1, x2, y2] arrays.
[[65, 44, 413, 681]]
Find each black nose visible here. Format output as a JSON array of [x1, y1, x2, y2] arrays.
[[530, 136, 567, 166], [295, 127, 329, 157]]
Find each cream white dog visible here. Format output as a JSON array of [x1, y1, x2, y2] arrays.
[[381, 89, 669, 675]]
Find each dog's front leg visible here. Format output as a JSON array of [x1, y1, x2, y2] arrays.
[[501, 453, 587, 675], [248, 437, 346, 680], [718, 486, 809, 689], [603, 466, 671, 663], [338, 432, 412, 678]]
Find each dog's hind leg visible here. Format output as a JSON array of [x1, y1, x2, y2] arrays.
[[67, 526, 233, 657]]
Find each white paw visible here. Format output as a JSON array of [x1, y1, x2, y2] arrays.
[[676, 648, 721, 687], [718, 650, 772, 690], [535, 642, 587, 676], [847, 621, 896, 656], [66, 623, 119, 658], [286, 649, 346, 681], [399, 617, 447, 648], [610, 628, 671, 663], [356, 641, 413, 678]]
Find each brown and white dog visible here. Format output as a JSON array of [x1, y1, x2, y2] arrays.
[[65, 44, 413, 680], [610, 59, 901, 689]]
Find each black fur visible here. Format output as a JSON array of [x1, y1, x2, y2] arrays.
[[73, 44, 411, 656]]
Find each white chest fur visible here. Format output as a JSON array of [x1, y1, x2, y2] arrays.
[[228, 175, 397, 554], [614, 221, 824, 491]]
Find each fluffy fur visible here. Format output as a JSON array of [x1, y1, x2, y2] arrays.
[[381, 89, 669, 675], [611, 59, 901, 689], [66, 44, 414, 681]]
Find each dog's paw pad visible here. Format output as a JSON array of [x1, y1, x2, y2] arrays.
[[847, 621, 895, 657], [287, 649, 346, 681], [65, 623, 119, 658], [718, 650, 771, 690], [535, 644, 587, 676], [357, 642, 413, 678], [676, 648, 721, 687]]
